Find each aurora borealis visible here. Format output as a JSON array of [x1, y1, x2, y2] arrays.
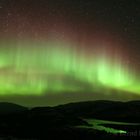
[[0, 40, 139, 95], [0, 0, 140, 106]]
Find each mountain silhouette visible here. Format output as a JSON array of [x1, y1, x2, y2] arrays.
[[0, 102, 28, 114], [0, 100, 140, 139], [54, 100, 140, 122]]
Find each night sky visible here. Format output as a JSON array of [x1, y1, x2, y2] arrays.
[[0, 0, 140, 106]]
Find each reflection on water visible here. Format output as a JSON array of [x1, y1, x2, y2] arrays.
[[77, 119, 140, 134]]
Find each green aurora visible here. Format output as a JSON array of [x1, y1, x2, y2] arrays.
[[0, 39, 139, 96]]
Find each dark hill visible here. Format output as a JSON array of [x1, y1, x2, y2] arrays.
[[50, 100, 140, 122], [0, 102, 28, 114], [0, 100, 140, 139]]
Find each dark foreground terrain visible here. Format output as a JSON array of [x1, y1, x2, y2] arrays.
[[0, 100, 140, 139]]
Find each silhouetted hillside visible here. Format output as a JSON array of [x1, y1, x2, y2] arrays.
[[52, 100, 140, 122], [0, 100, 140, 139], [0, 102, 28, 114]]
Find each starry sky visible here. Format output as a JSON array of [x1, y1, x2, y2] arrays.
[[0, 0, 140, 106]]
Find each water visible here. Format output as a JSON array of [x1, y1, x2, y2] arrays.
[[77, 119, 140, 134]]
